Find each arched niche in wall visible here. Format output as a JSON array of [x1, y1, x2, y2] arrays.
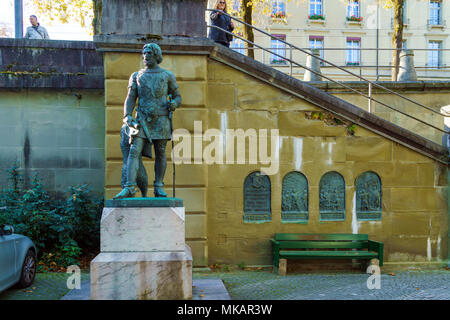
[[243, 171, 271, 223], [319, 171, 346, 221], [281, 171, 308, 223], [356, 171, 382, 220]]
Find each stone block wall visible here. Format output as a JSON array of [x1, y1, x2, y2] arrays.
[[100, 0, 207, 37], [0, 39, 105, 197], [0, 89, 105, 197]]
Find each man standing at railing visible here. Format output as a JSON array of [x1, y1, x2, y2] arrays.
[[208, 0, 234, 47], [24, 15, 50, 39]]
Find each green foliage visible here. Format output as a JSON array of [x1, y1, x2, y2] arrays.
[[311, 111, 324, 120], [0, 165, 103, 270], [27, 0, 98, 35], [347, 124, 357, 136]]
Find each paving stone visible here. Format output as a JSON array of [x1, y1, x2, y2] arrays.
[[1, 270, 449, 300]]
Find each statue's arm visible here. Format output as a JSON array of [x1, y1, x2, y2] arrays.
[[124, 72, 138, 119], [168, 72, 181, 111]]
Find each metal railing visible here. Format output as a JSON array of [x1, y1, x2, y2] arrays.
[[427, 19, 447, 27], [232, 46, 450, 77], [206, 9, 449, 137], [391, 18, 410, 28]]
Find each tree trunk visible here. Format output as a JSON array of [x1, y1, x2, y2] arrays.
[[92, 0, 102, 35], [243, 0, 254, 59], [391, 0, 404, 81]]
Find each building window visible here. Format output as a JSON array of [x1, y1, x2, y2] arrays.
[[429, 0, 442, 25], [272, 0, 286, 18], [346, 37, 361, 65], [309, 36, 324, 65], [232, 0, 240, 12], [402, 39, 407, 49], [231, 38, 245, 55], [347, 0, 360, 18], [271, 34, 287, 65], [403, 0, 407, 22], [309, 0, 323, 16], [428, 40, 442, 68]]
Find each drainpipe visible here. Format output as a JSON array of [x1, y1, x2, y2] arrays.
[[14, 0, 23, 38]]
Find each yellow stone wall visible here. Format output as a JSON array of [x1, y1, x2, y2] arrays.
[[330, 91, 450, 145], [104, 51, 448, 267]]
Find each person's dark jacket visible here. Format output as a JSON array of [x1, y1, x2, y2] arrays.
[[208, 10, 234, 45]]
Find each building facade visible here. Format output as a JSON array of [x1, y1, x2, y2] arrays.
[[229, 0, 449, 81]]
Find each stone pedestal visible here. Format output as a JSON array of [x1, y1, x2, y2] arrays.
[[90, 198, 192, 300]]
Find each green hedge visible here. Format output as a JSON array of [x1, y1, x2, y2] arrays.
[[0, 165, 103, 270]]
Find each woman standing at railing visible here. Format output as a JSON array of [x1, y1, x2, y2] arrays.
[[208, 0, 235, 48]]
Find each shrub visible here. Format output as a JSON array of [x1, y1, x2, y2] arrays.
[[0, 166, 103, 271]]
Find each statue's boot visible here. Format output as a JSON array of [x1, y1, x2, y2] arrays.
[[154, 183, 167, 197], [113, 185, 137, 200]]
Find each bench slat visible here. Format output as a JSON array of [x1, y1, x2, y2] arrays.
[[279, 250, 378, 258], [274, 233, 369, 241], [277, 241, 368, 249]]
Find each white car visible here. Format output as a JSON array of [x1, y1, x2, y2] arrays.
[[0, 225, 37, 293]]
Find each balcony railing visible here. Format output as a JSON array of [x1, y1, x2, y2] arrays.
[[391, 18, 410, 28], [427, 18, 446, 27]]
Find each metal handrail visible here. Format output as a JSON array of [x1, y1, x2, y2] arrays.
[[230, 46, 450, 52], [209, 25, 446, 134], [206, 9, 449, 135]]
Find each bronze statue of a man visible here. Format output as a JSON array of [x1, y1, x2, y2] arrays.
[[114, 43, 181, 199]]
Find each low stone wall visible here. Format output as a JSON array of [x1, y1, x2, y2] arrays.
[[0, 39, 105, 197]]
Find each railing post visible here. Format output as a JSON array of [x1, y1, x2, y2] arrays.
[[289, 46, 293, 76], [368, 82, 372, 113]]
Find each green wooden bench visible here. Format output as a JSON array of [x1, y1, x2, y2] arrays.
[[271, 233, 383, 275]]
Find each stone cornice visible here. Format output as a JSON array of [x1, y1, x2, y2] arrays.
[[93, 35, 214, 55], [0, 38, 104, 89]]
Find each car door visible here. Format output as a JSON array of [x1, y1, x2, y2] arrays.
[[0, 232, 16, 292]]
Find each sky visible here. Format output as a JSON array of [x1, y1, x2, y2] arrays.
[[0, 0, 92, 40]]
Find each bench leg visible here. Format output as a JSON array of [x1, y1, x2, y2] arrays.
[[278, 259, 287, 276]]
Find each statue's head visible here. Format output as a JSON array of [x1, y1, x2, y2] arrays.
[[142, 43, 163, 67]]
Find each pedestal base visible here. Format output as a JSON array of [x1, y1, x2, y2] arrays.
[[91, 245, 192, 300]]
